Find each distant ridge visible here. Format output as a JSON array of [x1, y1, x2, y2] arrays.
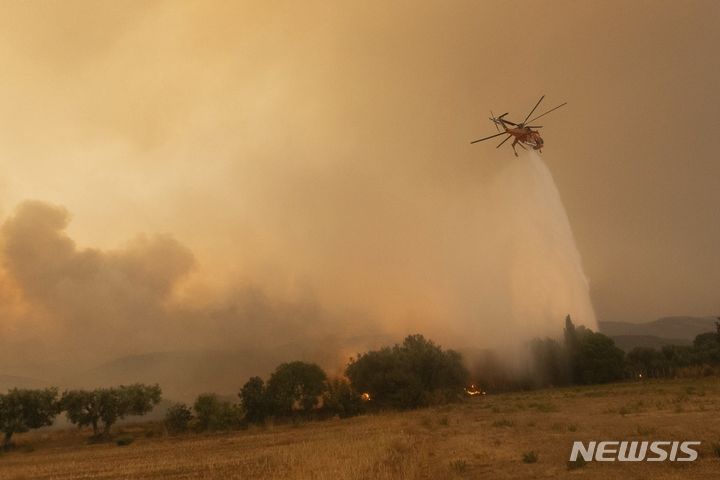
[[599, 316, 717, 352], [599, 316, 717, 339], [609, 335, 692, 352], [0, 374, 50, 391], [73, 334, 397, 401]]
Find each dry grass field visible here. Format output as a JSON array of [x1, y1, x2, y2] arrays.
[[2, 377, 720, 479]]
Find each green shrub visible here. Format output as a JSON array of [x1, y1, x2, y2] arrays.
[[711, 442, 720, 458], [449, 459, 468, 473], [322, 378, 363, 418], [567, 458, 587, 470], [115, 435, 134, 446], [522, 451, 538, 463], [529, 401, 557, 412], [492, 418, 514, 428], [193, 394, 241, 431], [164, 403, 193, 434]]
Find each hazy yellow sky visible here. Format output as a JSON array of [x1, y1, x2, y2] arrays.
[[1, 0, 719, 367]]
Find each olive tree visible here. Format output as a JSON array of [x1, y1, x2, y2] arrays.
[[62, 384, 161, 437], [0, 388, 59, 448]]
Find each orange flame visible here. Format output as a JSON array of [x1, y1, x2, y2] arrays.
[[465, 384, 485, 396]]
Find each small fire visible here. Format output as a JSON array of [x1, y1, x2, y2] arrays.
[[465, 384, 485, 396], [360, 392, 371, 401]]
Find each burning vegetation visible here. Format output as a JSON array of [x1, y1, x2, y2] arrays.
[[464, 384, 485, 396]]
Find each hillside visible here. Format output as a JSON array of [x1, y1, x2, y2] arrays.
[[0, 374, 50, 391], [599, 316, 716, 351], [71, 334, 395, 401], [599, 316, 717, 339], [1, 377, 719, 479], [609, 335, 692, 352]]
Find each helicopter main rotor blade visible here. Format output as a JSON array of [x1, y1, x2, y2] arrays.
[[496, 135, 512, 148], [490, 110, 500, 132], [526, 102, 567, 124], [471, 131, 508, 144], [520, 95, 545, 126]]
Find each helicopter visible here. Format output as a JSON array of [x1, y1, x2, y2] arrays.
[[471, 95, 567, 156]]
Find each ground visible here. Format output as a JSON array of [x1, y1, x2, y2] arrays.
[[2, 377, 720, 479]]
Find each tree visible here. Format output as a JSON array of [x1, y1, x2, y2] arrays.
[[62, 384, 161, 437], [626, 347, 668, 378], [0, 388, 59, 448], [322, 378, 363, 418], [346, 334, 469, 409], [239, 376, 268, 424], [563, 315, 578, 353], [164, 403, 193, 434], [694, 332, 718, 349], [61, 389, 102, 436], [102, 384, 162, 436], [660, 344, 694, 369], [193, 394, 240, 431], [574, 331, 625, 384], [265, 362, 328, 416], [530, 337, 570, 387], [691, 332, 720, 365]]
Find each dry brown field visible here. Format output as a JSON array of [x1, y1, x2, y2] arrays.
[[2, 377, 720, 479]]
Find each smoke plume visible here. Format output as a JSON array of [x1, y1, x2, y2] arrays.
[[0, 147, 596, 395], [0, 3, 609, 397]]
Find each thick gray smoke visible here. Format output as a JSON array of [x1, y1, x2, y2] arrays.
[[1, 0, 719, 400], [0, 148, 596, 397], [0, 201, 195, 369], [0, 200, 383, 394]]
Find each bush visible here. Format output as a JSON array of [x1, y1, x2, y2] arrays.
[[522, 451, 538, 463], [265, 362, 327, 416], [346, 334, 468, 410], [164, 403, 193, 434], [193, 394, 241, 431], [492, 418, 514, 427], [115, 435, 134, 446], [449, 459, 468, 473], [322, 378, 363, 418], [711, 442, 720, 458]]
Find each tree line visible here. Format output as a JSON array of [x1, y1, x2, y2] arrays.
[[165, 334, 470, 432], [0, 384, 161, 449], [4, 321, 720, 446], [625, 322, 720, 378], [522, 316, 720, 390]]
